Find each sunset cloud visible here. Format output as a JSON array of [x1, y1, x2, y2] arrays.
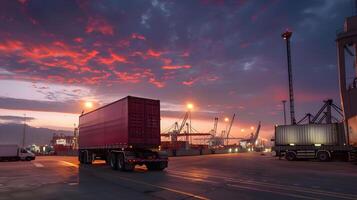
[[131, 33, 146, 40], [0, 1, 347, 138], [161, 65, 191, 70], [86, 16, 114, 35]]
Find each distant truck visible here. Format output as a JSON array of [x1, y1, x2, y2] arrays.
[[272, 123, 357, 161], [0, 144, 35, 161], [78, 96, 168, 171]]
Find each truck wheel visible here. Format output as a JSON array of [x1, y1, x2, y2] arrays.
[[146, 163, 156, 170], [157, 161, 167, 171], [285, 152, 296, 161], [117, 154, 125, 171], [110, 153, 118, 170], [146, 162, 166, 171], [125, 163, 135, 172], [317, 151, 330, 162], [79, 152, 84, 164], [25, 157, 32, 161], [86, 153, 93, 165]]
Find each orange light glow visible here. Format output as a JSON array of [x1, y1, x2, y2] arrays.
[[250, 126, 254, 130], [240, 128, 245, 132], [187, 103, 194, 110], [224, 117, 229, 122], [85, 101, 93, 109]]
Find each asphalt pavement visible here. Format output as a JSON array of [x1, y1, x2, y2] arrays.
[[1, 153, 357, 200]]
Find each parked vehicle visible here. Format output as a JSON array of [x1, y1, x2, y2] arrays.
[[78, 96, 168, 171], [0, 144, 35, 161], [272, 123, 356, 161]]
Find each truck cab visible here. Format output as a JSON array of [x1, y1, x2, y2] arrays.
[[19, 148, 35, 161]]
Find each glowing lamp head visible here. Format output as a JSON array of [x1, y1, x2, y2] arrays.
[[240, 128, 245, 132], [85, 101, 93, 109], [281, 31, 292, 40], [224, 117, 229, 122], [250, 126, 255, 130], [187, 103, 194, 110]]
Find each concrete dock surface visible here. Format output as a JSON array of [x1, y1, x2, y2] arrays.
[[1, 152, 357, 200]]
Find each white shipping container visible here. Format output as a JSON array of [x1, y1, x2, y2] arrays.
[[275, 124, 341, 146], [0, 144, 19, 157]]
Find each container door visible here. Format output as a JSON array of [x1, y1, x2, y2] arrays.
[[128, 97, 160, 147]]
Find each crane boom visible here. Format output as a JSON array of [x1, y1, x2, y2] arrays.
[[226, 114, 236, 145], [178, 112, 189, 133], [213, 117, 218, 136], [252, 121, 261, 144]]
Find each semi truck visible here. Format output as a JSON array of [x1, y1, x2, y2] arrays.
[[0, 144, 35, 161], [272, 123, 357, 161], [78, 96, 168, 171]]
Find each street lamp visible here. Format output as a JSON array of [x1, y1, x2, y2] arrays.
[[186, 103, 194, 144], [186, 103, 194, 111], [85, 101, 93, 109]]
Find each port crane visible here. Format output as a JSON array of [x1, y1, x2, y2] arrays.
[[161, 111, 211, 143], [297, 99, 343, 124], [239, 121, 261, 147], [225, 114, 235, 145]]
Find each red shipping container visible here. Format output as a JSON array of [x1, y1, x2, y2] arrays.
[[79, 96, 160, 149]]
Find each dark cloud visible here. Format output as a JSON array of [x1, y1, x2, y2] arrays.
[[0, 0, 352, 130], [0, 115, 35, 124], [0, 97, 83, 113]]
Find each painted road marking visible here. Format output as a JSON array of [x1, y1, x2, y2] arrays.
[[167, 171, 316, 200], [32, 163, 44, 168], [168, 169, 357, 200], [60, 161, 79, 168], [115, 175, 210, 200], [227, 183, 319, 200]]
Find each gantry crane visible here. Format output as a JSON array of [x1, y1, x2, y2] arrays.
[[161, 111, 210, 143], [225, 114, 235, 145]]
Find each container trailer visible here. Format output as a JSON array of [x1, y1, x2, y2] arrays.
[[0, 144, 35, 161], [78, 96, 168, 171], [272, 123, 356, 161]]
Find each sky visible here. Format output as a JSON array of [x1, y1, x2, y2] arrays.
[[0, 0, 354, 140]]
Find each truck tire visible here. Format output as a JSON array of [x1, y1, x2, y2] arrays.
[[25, 157, 32, 161], [86, 152, 93, 165], [317, 151, 330, 162], [285, 151, 296, 161], [117, 154, 125, 171], [110, 153, 118, 170], [146, 163, 156, 170], [157, 161, 167, 171], [125, 163, 135, 172], [147, 162, 166, 171], [79, 152, 83, 164]]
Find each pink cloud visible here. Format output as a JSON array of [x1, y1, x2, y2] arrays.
[[113, 68, 165, 88], [0, 40, 24, 52], [73, 37, 84, 43], [85, 16, 114, 35], [147, 49, 163, 57], [131, 33, 146, 40], [161, 58, 172, 65], [162, 65, 191, 70], [97, 50, 128, 65]]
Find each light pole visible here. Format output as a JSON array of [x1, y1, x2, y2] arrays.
[[282, 100, 287, 125], [282, 31, 296, 125], [186, 103, 194, 144], [22, 114, 26, 148]]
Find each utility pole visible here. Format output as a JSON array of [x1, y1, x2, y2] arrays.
[[22, 114, 26, 148], [282, 31, 296, 125], [282, 100, 287, 125]]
